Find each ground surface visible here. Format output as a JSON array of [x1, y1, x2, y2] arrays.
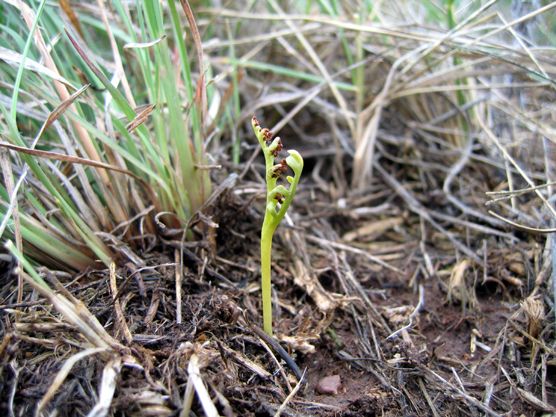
[[1, 2, 555, 415], [1, 156, 553, 416]]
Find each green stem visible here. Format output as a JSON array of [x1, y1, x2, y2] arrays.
[[261, 217, 276, 335]]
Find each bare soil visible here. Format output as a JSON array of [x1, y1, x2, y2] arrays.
[[2, 171, 553, 416]]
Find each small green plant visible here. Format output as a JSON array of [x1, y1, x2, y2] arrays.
[[252, 116, 303, 336]]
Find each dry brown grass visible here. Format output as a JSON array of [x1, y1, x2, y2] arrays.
[[1, 1, 556, 416]]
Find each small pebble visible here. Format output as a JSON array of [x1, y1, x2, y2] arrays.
[[316, 374, 341, 395]]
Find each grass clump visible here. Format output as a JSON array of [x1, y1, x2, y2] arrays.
[[0, 1, 215, 272]]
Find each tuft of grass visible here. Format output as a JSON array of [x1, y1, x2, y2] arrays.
[[0, 1, 218, 271]]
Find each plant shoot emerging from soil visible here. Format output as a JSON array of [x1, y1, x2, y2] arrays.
[[252, 116, 303, 335]]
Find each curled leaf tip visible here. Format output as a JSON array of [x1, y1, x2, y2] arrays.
[[285, 150, 303, 175]]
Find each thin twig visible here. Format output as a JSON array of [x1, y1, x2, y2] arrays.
[[421, 366, 503, 417], [306, 234, 402, 273], [387, 284, 425, 340], [273, 369, 306, 417], [250, 324, 303, 381], [175, 249, 183, 324]]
